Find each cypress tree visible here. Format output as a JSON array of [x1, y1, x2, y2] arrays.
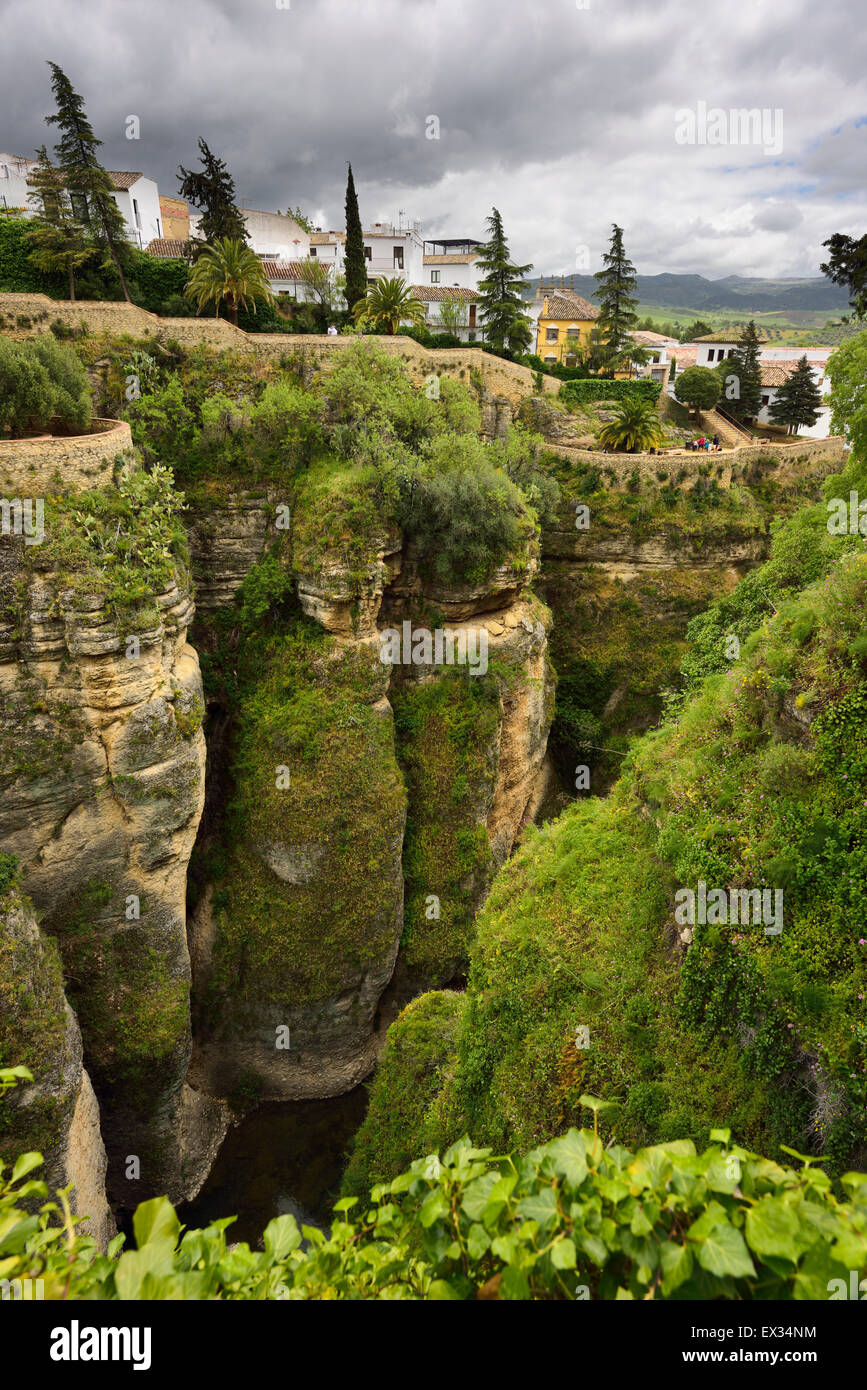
[[177, 139, 248, 248], [768, 355, 823, 435], [344, 164, 367, 312], [45, 61, 132, 302], [475, 207, 533, 353], [593, 224, 640, 371], [24, 145, 93, 300], [723, 321, 763, 421]]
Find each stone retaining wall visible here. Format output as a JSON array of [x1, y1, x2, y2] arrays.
[[549, 433, 846, 487], [0, 418, 135, 495], [0, 292, 558, 403]]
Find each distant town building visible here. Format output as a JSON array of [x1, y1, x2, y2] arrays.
[[158, 195, 190, 241], [534, 288, 600, 365], [0, 152, 162, 248]]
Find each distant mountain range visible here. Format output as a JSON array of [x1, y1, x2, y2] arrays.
[[526, 273, 850, 315]]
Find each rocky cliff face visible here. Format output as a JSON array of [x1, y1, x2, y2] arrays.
[[0, 887, 115, 1248], [183, 490, 555, 1099], [0, 533, 224, 1208]]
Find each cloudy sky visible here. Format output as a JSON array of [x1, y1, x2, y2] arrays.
[[3, 0, 865, 279]]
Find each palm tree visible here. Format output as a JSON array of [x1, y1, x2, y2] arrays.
[[598, 395, 666, 453], [184, 237, 273, 325], [352, 276, 425, 334]]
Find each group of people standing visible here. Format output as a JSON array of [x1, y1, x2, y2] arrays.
[[686, 435, 721, 451]]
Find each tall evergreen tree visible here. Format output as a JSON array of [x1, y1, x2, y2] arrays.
[[475, 208, 533, 353], [178, 139, 248, 249], [24, 145, 93, 300], [45, 61, 132, 302], [723, 320, 763, 421], [821, 232, 867, 320], [343, 164, 367, 312], [768, 355, 823, 435], [593, 224, 640, 371]]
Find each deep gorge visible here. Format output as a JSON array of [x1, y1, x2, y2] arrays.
[[0, 333, 861, 1262]]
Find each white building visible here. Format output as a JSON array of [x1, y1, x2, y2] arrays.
[[0, 153, 163, 249], [757, 355, 833, 438], [408, 285, 482, 341], [0, 152, 35, 211], [421, 237, 484, 292], [190, 207, 310, 262]]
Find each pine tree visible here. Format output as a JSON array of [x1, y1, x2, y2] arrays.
[[475, 208, 533, 353], [24, 145, 93, 300], [343, 164, 367, 312], [768, 355, 823, 435], [177, 139, 248, 248], [593, 224, 640, 371], [45, 61, 132, 302], [723, 320, 763, 421]]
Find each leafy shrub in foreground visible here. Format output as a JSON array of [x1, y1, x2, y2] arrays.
[[2, 1068, 864, 1300]]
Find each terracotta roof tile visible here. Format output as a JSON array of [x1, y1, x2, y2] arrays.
[[410, 285, 479, 302], [145, 238, 190, 258], [543, 291, 599, 321], [261, 259, 309, 280], [695, 331, 769, 343], [106, 171, 143, 190]]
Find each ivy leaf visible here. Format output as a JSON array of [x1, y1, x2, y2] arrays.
[[745, 1196, 801, 1263], [546, 1131, 589, 1188], [419, 1190, 450, 1229], [466, 1223, 490, 1261], [132, 1196, 181, 1251], [11, 1152, 42, 1183], [263, 1214, 302, 1261], [660, 1240, 693, 1295], [499, 1265, 531, 1300], [696, 1221, 756, 1279], [551, 1237, 577, 1270]]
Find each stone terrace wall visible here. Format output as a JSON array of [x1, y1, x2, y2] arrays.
[[549, 433, 846, 487], [0, 293, 558, 403], [0, 419, 135, 495]]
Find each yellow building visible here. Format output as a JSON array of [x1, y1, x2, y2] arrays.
[[535, 289, 599, 366]]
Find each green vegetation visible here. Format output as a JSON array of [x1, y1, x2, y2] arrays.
[[593, 223, 642, 372], [674, 363, 722, 418], [0, 333, 91, 436], [177, 138, 249, 249], [353, 276, 425, 334], [475, 208, 533, 354], [3, 1064, 866, 1299], [597, 394, 666, 452], [45, 62, 134, 302], [343, 165, 366, 313], [768, 355, 824, 435], [347, 449, 867, 1189], [184, 237, 273, 326], [558, 377, 660, 407], [33, 462, 188, 626]]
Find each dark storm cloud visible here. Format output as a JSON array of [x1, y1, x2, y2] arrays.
[[2, 0, 865, 275]]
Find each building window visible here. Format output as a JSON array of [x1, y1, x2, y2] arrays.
[[707, 348, 716, 362], [761, 394, 770, 406], [565, 354, 577, 367], [544, 355, 556, 364], [566, 326, 579, 339], [364, 246, 372, 261], [393, 247, 404, 269], [468, 332, 476, 342], [132, 197, 141, 229], [310, 246, 317, 256], [431, 269, 440, 283], [545, 327, 559, 343]]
